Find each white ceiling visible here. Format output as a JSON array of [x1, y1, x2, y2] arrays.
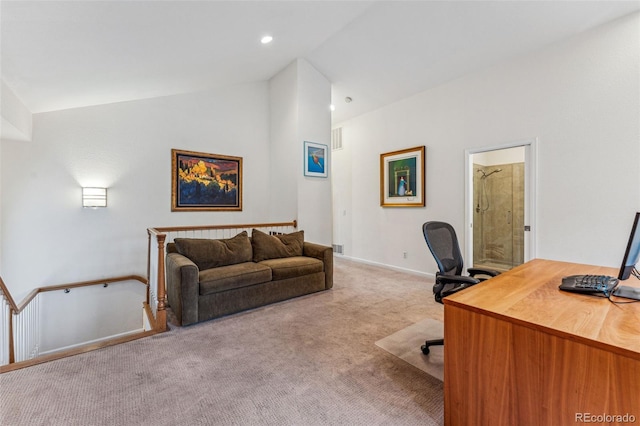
[[2, 1, 639, 123]]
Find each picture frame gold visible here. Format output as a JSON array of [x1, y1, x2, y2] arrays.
[[380, 146, 426, 207], [171, 149, 242, 211]]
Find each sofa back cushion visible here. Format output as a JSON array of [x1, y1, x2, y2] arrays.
[[174, 231, 252, 270], [251, 229, 304, 262]]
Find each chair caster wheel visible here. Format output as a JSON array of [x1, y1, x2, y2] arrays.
[[421, 344, 430, 355]]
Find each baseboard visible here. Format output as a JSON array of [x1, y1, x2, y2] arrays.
[[39, 329, 145, 357], [335, 254, 435, 280], [0, 329, 157, 373]]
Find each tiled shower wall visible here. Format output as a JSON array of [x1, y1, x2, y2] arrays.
[[473, 162, 525, 271]]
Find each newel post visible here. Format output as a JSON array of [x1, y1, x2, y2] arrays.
[[146, 231, 152, 306], [8, 309, 15, 364], [1, 276, 18, 364], [155, 233, 167, 332]]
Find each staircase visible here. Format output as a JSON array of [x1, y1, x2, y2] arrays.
[[1, 220, 297, 372], [0, 275, 163, 372]]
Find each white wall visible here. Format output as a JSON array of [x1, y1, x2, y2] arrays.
[[1, 79, 33, 142], [2, 82, 272, 300], [296, 60, 332, 246], [333, 12, 640, 275], [0, 137, 2, 272], [39, 280, 147, 354], [269, 59, 333, 245], [1, 80, 34, 271], [269, 62, 299, 223]]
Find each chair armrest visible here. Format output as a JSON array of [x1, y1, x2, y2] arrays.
[[440, 284, 473, 300], [303, 242, 333, 290], [437, 275, 480, 285], [166, 252, 199, 326], [468, 268, 500, 278], [433, 275, 480, 303]]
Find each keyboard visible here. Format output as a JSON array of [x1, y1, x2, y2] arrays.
[[559, 275, 619, 294]]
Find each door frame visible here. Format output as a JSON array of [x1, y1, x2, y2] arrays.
[[464, 138, 538, 268]]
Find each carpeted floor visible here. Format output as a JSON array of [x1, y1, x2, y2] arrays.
[[0, 258, 444, 425]]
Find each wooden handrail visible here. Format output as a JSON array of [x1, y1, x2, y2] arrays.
[[1, 274, 149, 368], [149, 219, 297, 234], [2, 221, 298, 368], [146, 220, 298, 331], [0, 276, 19, 312], [14, 289, 39, 315], [14, 275, 147, 314], [1, 276, 18, 365]]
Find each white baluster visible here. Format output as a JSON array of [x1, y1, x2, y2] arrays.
[[0, 301, 8, 365]]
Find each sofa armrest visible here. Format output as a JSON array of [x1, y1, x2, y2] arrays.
[[303, 242, 333, 290], [166, 252, 200, 326]]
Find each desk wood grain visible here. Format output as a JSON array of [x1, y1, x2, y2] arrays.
[[443, 259, 640, 425]]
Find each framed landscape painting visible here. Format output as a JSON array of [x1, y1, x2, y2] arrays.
[[171, 149, 242, 211], [380, 145, 426, 207], [304, 141, 328, 178]]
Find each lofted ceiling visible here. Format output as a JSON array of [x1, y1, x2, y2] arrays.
[[2, 1, 639, 123]]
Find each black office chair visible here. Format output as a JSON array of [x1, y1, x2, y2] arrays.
[[421, 221, 500, 355]]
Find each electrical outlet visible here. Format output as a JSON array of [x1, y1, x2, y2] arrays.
[[403, 252, 408, 259]]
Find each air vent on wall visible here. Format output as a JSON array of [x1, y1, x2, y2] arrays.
[[331, 127, 343, 151], [332, 244, 344, 254]]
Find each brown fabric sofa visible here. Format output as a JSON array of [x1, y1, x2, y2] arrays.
[[166, 229, 333, 326]]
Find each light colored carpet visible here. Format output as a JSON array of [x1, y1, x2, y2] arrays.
[[0, 258, 444, 425], [375, 318, 444, 381]]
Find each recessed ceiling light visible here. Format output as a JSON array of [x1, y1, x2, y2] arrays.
[[261, 35, 273, 44], [330, 104, 336, 111]]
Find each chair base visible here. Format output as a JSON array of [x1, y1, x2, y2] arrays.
[[421, 338, 444, 355]]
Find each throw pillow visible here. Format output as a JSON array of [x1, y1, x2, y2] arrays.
[[174, 231, 252, 270], [251, 228, 304, 262]]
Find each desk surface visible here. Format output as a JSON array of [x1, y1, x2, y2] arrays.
[[442, 259, 640, 424], [444, 258, 640, 359]]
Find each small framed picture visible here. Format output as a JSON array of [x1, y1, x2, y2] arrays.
[[171, 149, 242, 211], [303, 141, 328, 178], [380, 146, 426, 207]]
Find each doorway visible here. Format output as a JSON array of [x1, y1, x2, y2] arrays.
[[465, 140, 537, 272]]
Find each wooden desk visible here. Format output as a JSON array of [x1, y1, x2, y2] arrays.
[[443, 259, 640, 425]]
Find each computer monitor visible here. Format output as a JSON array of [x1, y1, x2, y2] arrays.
[[618, 212, 640, 281], [613, 212, 640, 301]]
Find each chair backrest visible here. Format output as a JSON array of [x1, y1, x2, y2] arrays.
[[422, 221, 464, 276]]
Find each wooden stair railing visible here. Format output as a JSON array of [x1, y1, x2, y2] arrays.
[[0, 275, 161, 372], [0, 276, 19, 365], [146, 219, 298, 331], [1, 220, 298, 372]]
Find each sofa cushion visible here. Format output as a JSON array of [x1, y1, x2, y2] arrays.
[[251, 229, 304, 262], [199, 262, 272, 295], [259, 256, 324, 281], [174, 231, 252, 270]]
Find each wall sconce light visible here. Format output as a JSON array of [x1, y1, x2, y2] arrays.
[[82, 187, 107, 208]]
